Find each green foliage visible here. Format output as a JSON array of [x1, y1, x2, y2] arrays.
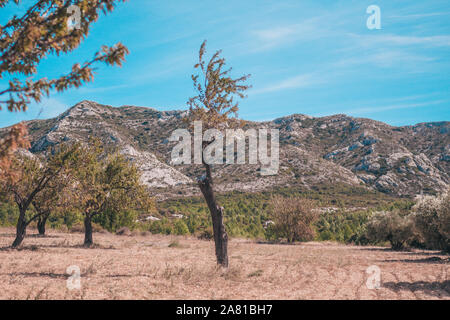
[[93, 209, 138, 232], [0, 201, 19, 226], [152, 188, 409, 241], [366, 210, 417, 250], [48, 208, 83, 230], [147, 218, 174, 235], [173, 219, 190, 235], [157, 191, 269, 239], [315, 210, 372, 244], [187, 40, 251, 129]]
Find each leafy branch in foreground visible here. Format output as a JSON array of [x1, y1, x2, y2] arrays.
[[0, 0, 129, 180]]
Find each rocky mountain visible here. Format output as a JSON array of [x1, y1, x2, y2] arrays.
[[2, 100, 449, 198]]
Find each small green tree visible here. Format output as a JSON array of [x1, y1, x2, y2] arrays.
[[73, 141, 152, 247]]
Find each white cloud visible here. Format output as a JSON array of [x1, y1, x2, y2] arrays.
[[389, 12, 450, 19], [251, 73, 325, 95], [344, 100, 446, 115], [249, 16, 333, 52], [374, 35, 450, 47], [350, 33, 450, 48], [334, 50, 435, 69]]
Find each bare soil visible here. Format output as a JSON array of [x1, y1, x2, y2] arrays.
[[0, 227, 448, 300]]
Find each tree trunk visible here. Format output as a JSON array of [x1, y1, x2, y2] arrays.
[[12, 209, 27, 248], [198, 164, 228, 268], [37, 215, 48, 236], [84, 214, 93, 247]]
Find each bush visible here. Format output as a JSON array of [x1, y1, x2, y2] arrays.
[[197, 227, 213, 240], [366, 210, 416, 250], [412, 191, 449, 253], [148, 218, 174, 235], [93, 209, 138, 232], [173, 219, 190, 235], [0, 202, 19, 226], [265, 196, 318, 243]]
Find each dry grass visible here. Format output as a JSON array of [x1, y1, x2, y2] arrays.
[[0, 227, 448, 300]]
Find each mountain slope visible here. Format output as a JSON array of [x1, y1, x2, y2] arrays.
[[3, 100, 449, 198]]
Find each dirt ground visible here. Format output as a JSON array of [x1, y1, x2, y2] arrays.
[[0, 227, 448, 300]]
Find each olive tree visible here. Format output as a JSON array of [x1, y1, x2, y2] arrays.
[[366, 210, 416, 250], [412, 191, 449, 253], [73, 141, 151, 247], [1, 143, 81, 247], [31, 172, 69, 235]]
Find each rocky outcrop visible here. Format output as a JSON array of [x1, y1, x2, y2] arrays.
[[5, 100, 448, 198]]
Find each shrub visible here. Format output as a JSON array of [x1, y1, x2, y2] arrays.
[[366, 210, 416, 250], [412, 191, 449, 253], [266, 196, 318, 243], [148, 218, 174, 235], [173, 219, 190, 235], [93, 209, 138, 233], [197, 227, 214, 240], [0, 202, 19, 226]]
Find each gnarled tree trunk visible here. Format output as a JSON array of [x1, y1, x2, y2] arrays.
[[37, 214, 49, 236], [84, 214, 93, 247], [198, 164, 228, 267], [12, 208, 27, 248]]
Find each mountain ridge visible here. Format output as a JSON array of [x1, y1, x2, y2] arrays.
[[2, 100, 449, 198]]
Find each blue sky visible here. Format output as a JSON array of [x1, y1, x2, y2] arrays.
[[0, 0, 449, 127]]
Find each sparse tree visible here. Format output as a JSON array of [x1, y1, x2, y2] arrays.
[[73, 141, 151, 247], [187, 40, 251, 267], [1, 143, 81, 247], [0, 0, 129, 178], [266, 195, 318, 243]]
